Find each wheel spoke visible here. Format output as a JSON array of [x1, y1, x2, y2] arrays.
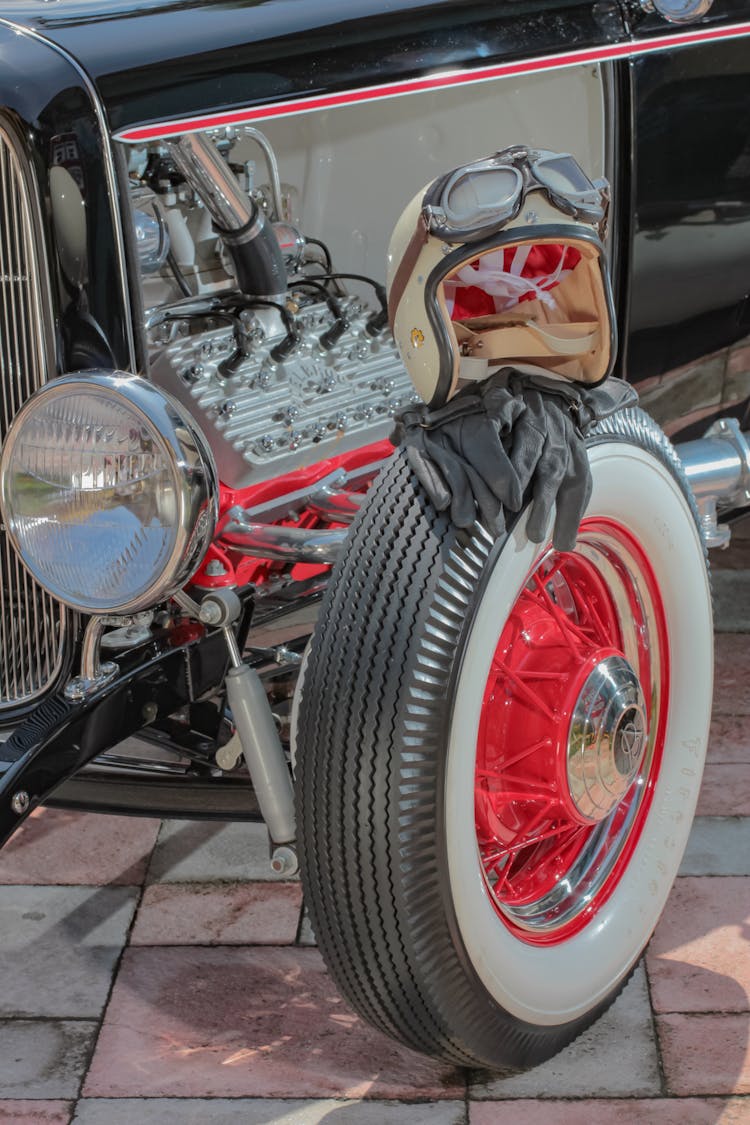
[[476, 783, 556, 803], [483, 817, 583, 867], [490, 659, 556, 720], [497, 736, 552, 772], [529, 574, 593, 651], [513, 670, 569, 681], [567, 576, 615, 648]]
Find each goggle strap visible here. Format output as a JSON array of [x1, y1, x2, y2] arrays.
[[387, 211, 430, 332]]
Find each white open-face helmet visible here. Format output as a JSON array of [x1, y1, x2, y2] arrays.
[[387, 145, 617, 408]]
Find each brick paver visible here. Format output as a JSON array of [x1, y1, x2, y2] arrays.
[[657, 1013, 750, 1095], [0, 550, 747, 1122], [647, 877, 750, 1013], [130, 883, 303, 945], [0, 1105, 72, 1125], [83, 946, 463, 1100]]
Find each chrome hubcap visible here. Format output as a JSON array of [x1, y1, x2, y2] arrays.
[[566, 655, 648, 823]]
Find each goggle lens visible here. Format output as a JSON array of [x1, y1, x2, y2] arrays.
[[424, 148, 606, 241], [443, 165, 522, 225], [533, 154, 597, 200]]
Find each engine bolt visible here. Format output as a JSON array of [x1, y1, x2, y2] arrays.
[[259, 435, 275, 453], [270, 846, 299, 877], [183, 364, 205, 384], [11, 791, 29, 816], [205, 559, 228, 577], [142, 702, 158, 724]]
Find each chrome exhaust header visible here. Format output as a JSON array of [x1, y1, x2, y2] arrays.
[[216, 466, 371, 563], [676, 418, 750, 548], [221, 510, 349, 564], [216, 417, 750, 565]]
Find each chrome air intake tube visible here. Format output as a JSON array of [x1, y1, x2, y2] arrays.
[[164, 132, 287, 299]]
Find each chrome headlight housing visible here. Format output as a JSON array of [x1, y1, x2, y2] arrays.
[[0, 372, 218, 614]]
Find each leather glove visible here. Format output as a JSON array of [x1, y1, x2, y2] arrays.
[[392, 371, 637, 551], [392, 382, 526, 535]]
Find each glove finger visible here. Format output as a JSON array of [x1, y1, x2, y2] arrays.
[[579, 377, 638, 423], [526, 414, 571, 544], [508, 392, 548, 496], [462, 461, 506, 537], [551, 441, 592, 552], [477, 384, 526, 435], [426, 434, 477, 528], [455, 416, 524, 511], [406, 445, 451, 513]]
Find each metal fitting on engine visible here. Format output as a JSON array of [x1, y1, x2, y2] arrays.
[[198, 588, 242, 628], [677, 417, 750, 548]]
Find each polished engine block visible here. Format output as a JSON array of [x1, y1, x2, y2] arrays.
[[131, 131, 416, 488], [148, 296, 415, 488]]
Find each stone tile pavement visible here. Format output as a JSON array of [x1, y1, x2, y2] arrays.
[[0, 534, 748, 1124]]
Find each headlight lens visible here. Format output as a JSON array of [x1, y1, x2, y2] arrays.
[[0, 372, 218, 613]]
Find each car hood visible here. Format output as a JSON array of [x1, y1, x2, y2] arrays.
[[0, 0, 626, 135]]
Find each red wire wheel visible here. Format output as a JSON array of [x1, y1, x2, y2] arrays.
[[475, 518, 670, 944]]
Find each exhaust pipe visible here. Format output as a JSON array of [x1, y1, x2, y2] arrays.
[[218, 419, 750, 563], [218, 469, 366, 563], [221, 507, 349, 564], [676, 418, 750, 548]]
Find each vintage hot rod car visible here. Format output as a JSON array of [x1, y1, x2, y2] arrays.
[[0, 0, 748, 1072]]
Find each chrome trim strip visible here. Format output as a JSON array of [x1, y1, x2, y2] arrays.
[[0, 18, 137, 374], [114, 20, 750, 144]]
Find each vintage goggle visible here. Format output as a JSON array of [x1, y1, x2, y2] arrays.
[[422, 147, 608, 243]]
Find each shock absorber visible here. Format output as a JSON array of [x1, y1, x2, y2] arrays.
[[197, 589, 298, 876]]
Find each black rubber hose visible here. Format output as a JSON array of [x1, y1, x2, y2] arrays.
[[216, 211, 288, 299], [167, 250, 192, 297], [292, 279, 348, 349]]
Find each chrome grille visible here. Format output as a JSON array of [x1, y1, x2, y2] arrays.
[[0, 124, 66, 709]]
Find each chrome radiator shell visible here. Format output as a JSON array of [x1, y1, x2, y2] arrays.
[[0, 123, 67, 713]]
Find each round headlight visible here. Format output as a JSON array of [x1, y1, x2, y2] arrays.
[[0, 372, 218, 614]]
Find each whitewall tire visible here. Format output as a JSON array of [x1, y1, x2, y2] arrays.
[[296, 408, 712, 1069]]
